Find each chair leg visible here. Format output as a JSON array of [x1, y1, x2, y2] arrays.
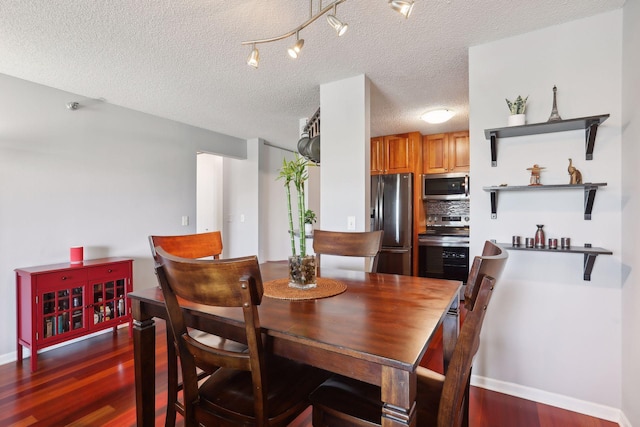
[[165, 328, 178, 427], [462, 375, 471, 427]]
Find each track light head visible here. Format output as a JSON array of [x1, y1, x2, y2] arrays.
[[389, 0, 414, 18], [247, 45, 260, 68], [288, 35, 305, 59], [327, 14, 348, 36]]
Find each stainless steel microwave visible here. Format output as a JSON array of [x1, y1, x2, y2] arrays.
[[422, 173, 469, 200]]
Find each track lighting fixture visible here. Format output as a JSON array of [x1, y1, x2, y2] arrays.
[[247, 44, 260, 68], [242, 0, 414, 67], [389, 0, 415, 18], [288, 32, 305, 59]]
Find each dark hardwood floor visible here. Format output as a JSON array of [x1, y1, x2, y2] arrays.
[[0, 320, 618, 427]]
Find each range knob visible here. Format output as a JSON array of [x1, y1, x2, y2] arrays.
[[464, 216, 470, 222]]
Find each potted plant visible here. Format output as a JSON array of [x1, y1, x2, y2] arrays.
[[277, 155, 316, 289], [304, 209, 316, 236], [506, 95, 528, 126]]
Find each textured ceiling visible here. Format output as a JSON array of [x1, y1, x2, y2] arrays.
[[0, 0, 625, 150]]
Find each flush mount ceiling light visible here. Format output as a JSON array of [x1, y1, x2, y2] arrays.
[[421, 109, 456, 124], [242, 0, 414, 68]]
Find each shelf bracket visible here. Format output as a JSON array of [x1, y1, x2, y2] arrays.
[[489, 190, 497, 219], [489, 132, 497, 167], [583, 253, 599, 281], [585, 120, 600, 160], [583, 185, 598, 220]]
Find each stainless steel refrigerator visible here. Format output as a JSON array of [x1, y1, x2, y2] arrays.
[[370, 173, 413, 275]]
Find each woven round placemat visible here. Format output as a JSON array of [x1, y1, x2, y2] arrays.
[[263, 277, 347, 300]]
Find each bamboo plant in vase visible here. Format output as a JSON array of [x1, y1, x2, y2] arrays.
[[278, 155, 317, 289]]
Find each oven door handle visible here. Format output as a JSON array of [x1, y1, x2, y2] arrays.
[[419, 240, 469, 247]]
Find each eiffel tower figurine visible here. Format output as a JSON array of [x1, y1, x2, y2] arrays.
[[548, 85, 562, 122]]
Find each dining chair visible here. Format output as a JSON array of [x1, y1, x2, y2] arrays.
[[154, 248, 331, 427], [309, 242, 508, 427], [312, 229, 384, 273], [463, 240, 507, 310], [149, 230, 223, 260], [149, 231, 242, 427]]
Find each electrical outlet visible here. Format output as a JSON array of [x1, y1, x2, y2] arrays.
[[181, 215, 189, 226], [347, 216, 356, 230]]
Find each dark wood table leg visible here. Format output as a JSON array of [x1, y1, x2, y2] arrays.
[[381, 366, 416, 427], [442, 294, 460, 373], [132, 300, 156, 427]]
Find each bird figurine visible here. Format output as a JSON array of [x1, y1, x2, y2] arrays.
[[568, 158, 582, 184]]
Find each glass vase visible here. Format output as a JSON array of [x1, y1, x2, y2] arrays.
[[288, 255, 317, 289]]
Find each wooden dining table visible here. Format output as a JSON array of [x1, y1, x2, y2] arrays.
[[128, 261, 461, 427]]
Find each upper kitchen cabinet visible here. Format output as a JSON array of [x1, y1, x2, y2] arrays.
[[370, 134, 415, 175], [422, 131, 470, 174]]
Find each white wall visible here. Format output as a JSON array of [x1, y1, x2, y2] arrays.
[[319, 75, 370, 270], [196, 153, 223, 234], [469, 10, 623, 421], [621, 0, 640, 426], [0, 73, 246, 361], [258, 141, 299, 262]]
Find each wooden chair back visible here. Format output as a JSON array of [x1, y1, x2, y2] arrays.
[[312, 229, 383, 272], [149, 231, 223, 261], [153, 248, 268, 424], [431, 251, 506, 426], [463, 240, 508, 310]]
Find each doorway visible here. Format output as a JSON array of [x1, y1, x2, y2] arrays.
[[196, 152, 223, 233]]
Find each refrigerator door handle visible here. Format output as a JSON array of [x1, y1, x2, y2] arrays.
[[377, 177, 384, 231], [464, 174, 470, 197]]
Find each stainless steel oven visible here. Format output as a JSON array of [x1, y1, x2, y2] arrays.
[[418, 232, 469, 283], [418, 199, 470, 289]]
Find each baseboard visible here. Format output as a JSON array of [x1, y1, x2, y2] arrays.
[[0, 325, 129, 368], [471, 374, 624, 425], [619, 411, 632, 427]]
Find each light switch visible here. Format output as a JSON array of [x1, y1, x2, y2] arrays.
[[347, 216, 356, 230]]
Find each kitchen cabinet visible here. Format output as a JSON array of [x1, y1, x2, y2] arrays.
[[370, 134, 414, 175], [16, 257, 133, 371], [422, 131, 469, 174], [370, 136, 385, 175]]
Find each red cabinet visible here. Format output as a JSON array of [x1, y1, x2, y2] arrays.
[[16, 257, 133, 371]]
